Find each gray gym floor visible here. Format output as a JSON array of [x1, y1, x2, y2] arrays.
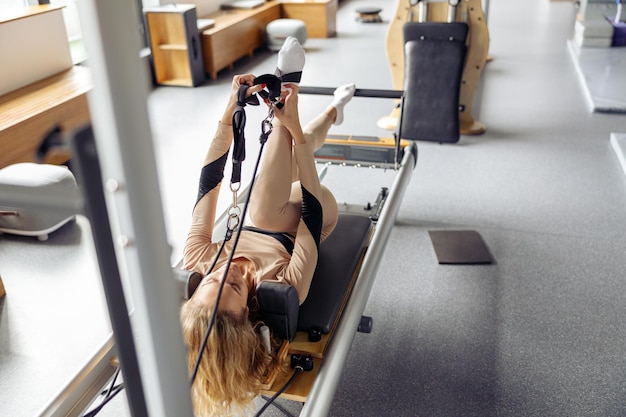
[[2, 0, 626, 416]]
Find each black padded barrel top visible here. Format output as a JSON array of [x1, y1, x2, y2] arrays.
[[400, 22, 468, 143]]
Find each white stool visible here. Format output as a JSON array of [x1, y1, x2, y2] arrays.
[[266, 19, 307, 51], [0, 163, 77, 241]]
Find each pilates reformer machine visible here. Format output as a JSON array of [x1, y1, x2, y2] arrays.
[[0, 1, 471, 416]]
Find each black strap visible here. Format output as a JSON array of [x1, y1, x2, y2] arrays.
[[231, 85, 260, 184], [278, 71, 302, 84], [242, 226, 295, 255], [253, 72, 302, 109], [254, 74, 283, 109]]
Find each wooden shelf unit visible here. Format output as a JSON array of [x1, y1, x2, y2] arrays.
[[145, 4, 206, 87]]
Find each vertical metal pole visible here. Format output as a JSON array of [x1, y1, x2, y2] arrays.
[[418, 2, 428, 22], [75, 1, 194, 416], [71, 125, 148, 417], [448, 0, 458, 22]]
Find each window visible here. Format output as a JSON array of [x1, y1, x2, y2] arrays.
[[1, 0, 153, 64]]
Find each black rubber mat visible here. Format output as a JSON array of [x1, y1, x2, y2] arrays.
[[428, 230, 494, 265]]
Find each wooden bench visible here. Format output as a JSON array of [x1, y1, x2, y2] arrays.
[[199, 1, 281, 80], [0, 66, 92, 169], [197, 0, 338, 80]]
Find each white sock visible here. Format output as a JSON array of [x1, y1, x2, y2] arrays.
[[329, 83, 356, 125], [275, 36, 305, 86]]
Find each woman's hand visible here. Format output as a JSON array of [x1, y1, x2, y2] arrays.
[[222, 74, 264, 124], [231, 74, 263, 97], [273, 84, 305, 144]]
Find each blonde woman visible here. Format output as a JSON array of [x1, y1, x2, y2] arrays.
[[180, 38, 356, 416]]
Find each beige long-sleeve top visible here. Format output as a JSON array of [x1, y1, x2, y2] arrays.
[[183, 122, 323, 304]]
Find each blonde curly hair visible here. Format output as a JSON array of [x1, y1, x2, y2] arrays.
[[180, 301, 281, 416]]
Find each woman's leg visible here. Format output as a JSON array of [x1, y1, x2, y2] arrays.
[[286, 88, 355, 241], [250, 83, 356, 235], [301, 109, 334, 158], [290, 83, 357, 239], [248, 124, 301, 232], [295, 82, 357, 178], [249, 36, 355, 235], [290, 109, 338, 241], [249, 111, 337, 235], [248, 37, 305, 232]]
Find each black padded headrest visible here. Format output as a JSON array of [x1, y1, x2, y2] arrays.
[[174, 266, 301, 341], [399, 22, 468, 143], [256, 281, 300, 342]]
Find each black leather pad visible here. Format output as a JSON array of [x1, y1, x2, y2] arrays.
[[257, 281, 300, 341], [297, 213, 373, 333], [400, 22, 468, 143]]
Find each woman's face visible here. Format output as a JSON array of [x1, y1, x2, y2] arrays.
[[191, 263, 249, 313]]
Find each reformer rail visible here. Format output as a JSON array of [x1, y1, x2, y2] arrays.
[[300, 142, 416, 416]]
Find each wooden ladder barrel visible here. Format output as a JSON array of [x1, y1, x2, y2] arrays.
[[381, 0, 489, 135]]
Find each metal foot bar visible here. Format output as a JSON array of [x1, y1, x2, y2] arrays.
[[299, 86, 403, 100]]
